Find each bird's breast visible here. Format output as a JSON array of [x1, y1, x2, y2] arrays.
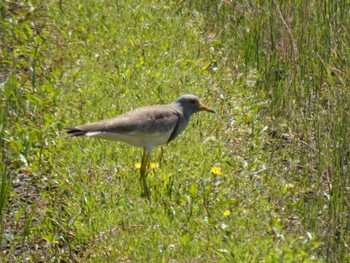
[[86, 130, 173, 148]]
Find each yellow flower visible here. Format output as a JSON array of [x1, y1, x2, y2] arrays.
[[259, 90, 266, 98], [150, 163, 159, 169], [211, 166, 222, 175], [135, 163, 159, 169], [244, 113, 251, 124], [223, 210, 231, 217]]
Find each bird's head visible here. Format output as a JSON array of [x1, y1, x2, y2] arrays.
[[175, 94, 216, 116]]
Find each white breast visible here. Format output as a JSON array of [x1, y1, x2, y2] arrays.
[[85, 130, 173, 150]]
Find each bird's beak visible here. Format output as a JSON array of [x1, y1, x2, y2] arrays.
[[199, 101, 216, 113]]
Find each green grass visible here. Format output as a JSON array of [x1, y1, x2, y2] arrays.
[[1, 0, 349, 261]]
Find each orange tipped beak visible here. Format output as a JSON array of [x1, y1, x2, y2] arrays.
[[199, 101, 216, 113]]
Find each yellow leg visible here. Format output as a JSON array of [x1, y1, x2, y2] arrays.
[[140, 150, 150, 198]]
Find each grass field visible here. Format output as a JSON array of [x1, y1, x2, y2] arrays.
[[1, 0, 349, 262]]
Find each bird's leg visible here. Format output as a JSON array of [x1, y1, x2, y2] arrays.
[[140, 149, 150, 198], [158, 147, 164, 166]]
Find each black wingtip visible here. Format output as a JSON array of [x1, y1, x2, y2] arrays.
[[65, 127, 87, 136]]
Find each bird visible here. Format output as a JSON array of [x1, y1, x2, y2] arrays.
[[65, 94, 215, 198]]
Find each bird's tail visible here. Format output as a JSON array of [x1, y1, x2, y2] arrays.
[[65, 127, 87, 136]]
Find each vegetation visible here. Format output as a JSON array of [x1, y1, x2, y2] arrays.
[[1, 0, 349, 261]]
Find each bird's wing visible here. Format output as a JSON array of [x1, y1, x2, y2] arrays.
[[66, 105, 181, 136]]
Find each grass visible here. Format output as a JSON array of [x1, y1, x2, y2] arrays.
[[1, 0, 349, 261]]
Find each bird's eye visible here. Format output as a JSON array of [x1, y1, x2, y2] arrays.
[[190, 99, 196, 104]]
